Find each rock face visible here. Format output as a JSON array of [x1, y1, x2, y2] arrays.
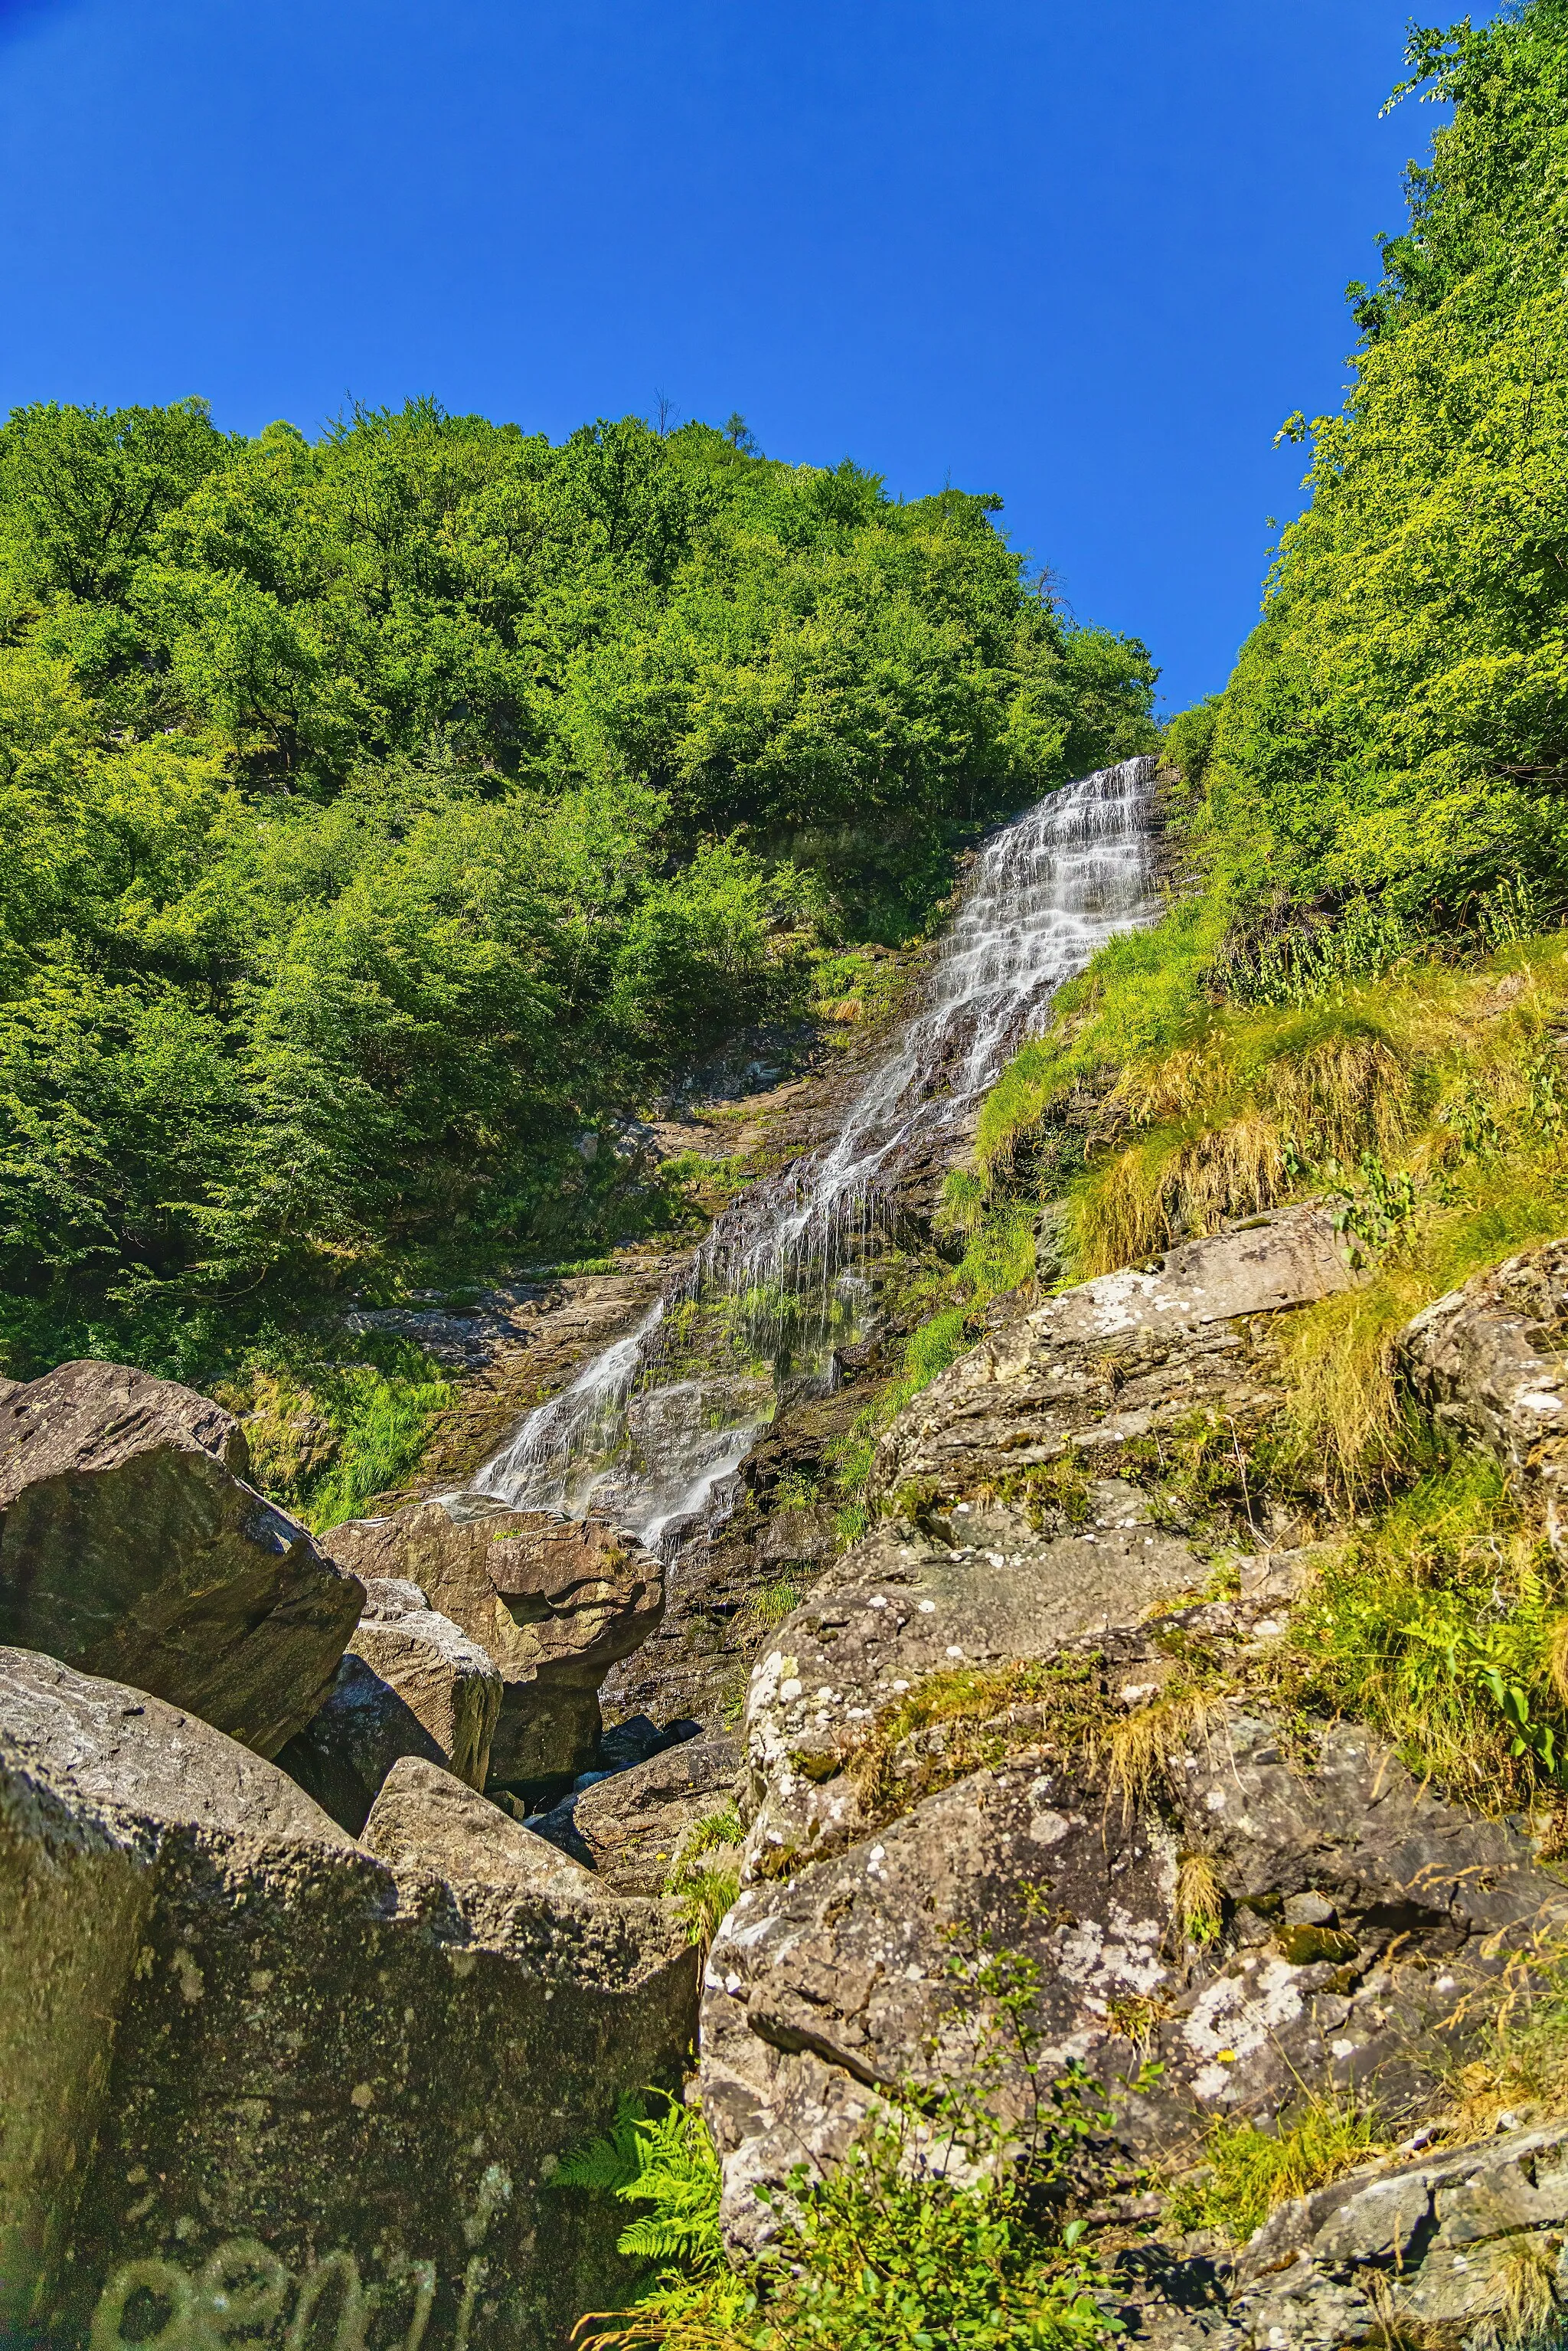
[[0, 1359, 364, 1757], [276, 1578, 503, 1832], [1400, 1237, 1568, 1548], [534, 1733, 740, 1894], [0, 1644, 700, 2349], [702, 1688, 1568, 2255], [1231, 2120, 1568, 2349], [324, 1501, 664, 1791], [871, 1205, 1357, 1504], [740, 1480, 1203, 1876]]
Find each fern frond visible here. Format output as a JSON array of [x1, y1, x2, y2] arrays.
[[551, 2094, 648, 2193]]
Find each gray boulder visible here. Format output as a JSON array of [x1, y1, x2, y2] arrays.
[[362, 1752, 611, 1904], [534, 1733, 740, 1893], [701, 1699, 1568, 2255], [324, 1500, 664, 1791], [1232, 2119, 1568, 2349], [0, 1359, 364, 1756], [739, 1480, 1202, 1876], [871, 1205, 1357, 1505], [0, 1644, 699, 2349], [273, 1651, 449, 1833], [351, 1574, 502, 1786]]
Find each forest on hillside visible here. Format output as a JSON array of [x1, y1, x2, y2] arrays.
[[0, 403, 1157, 1391]]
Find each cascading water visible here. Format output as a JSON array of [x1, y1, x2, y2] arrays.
[[467, 754, 1160, 1548]]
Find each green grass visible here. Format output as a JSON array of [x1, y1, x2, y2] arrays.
[[1165, 2096, 1384, 2246], [1278, 1457, 1568, 1821], [224, 1342, 456, 1530]]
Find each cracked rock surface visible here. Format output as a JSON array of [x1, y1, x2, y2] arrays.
[[702, 1703, 1566, 2252]]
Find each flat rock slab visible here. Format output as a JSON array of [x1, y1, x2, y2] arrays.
[[872, 1206, 1357, 1505], [324, 1502, 663, 1790], [0, 1646, 699, 2349], [701, 1707, 1567, 2255], [740, 1482, 1202, 1875], [534, 1734, 740, 1894], [0, 1359, 364, 1757]]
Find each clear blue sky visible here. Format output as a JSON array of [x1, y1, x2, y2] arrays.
[[0, 0, 1450, 712]]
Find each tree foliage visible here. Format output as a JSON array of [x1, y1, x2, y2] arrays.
[[0, 401, 1155, 1374], [1197, 0, 1568, 917]]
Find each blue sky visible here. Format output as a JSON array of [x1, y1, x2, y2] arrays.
[[0, 1, 1446, 711]]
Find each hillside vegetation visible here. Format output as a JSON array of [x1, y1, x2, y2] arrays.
[[946, 0, 1568, 1830], [0, 401, 1155, 1440]]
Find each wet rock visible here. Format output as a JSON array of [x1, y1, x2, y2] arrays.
[[534, 1734, 740, 1893], [1400, 1238, 1568, 1548], [0, 1359, 364, 1757], [701, 1705, 1568, 2255], [739, 1481, 1202, 1875], [872, 1206, 1357, 1505], [0, 1645, 699, 2349], [323, 1501, 664, 1793], [361, 1754, 611, 1904], [1231, 2120, 1568, 2348]]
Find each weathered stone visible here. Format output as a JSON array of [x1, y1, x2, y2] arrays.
[[362, 1752, 609, 1903], [740, 1480, 1203, 1875], [0, 1644, 347, 2336], [1231, 2120, 1568, 2348], [872, 1205, 1357, 1505], [701, 1705, 1568, 2254], [1400, 1238, 1568, 1548], [534, 1734, 740, 1894], [0, 1359, 364, 1757], [323, 1500, 664, 1791], [0, 1646, 699, 2348]]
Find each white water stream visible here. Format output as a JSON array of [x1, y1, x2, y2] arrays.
[[467, 755, 1159, 1549]]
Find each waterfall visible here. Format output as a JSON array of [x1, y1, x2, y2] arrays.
[[467, 754, 1160, 1548]]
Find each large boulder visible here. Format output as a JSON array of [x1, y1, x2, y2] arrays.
[[0, 1359, 364, 1756], [871, 1205, 1357, 1506], [351, 1574, 502, 1785], [275, 1578, 504, 1833], [701, 1685, 1568, 2255], [1399, 1238, 1568, 1548], [534, 1733, 740, 1894], [0, 1644, 699, 2349], [273, 1652, 449, 1833], [324, 1501, 664, 1792]]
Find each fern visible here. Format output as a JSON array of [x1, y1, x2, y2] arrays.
[[552, 2091, 724, 2272]]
